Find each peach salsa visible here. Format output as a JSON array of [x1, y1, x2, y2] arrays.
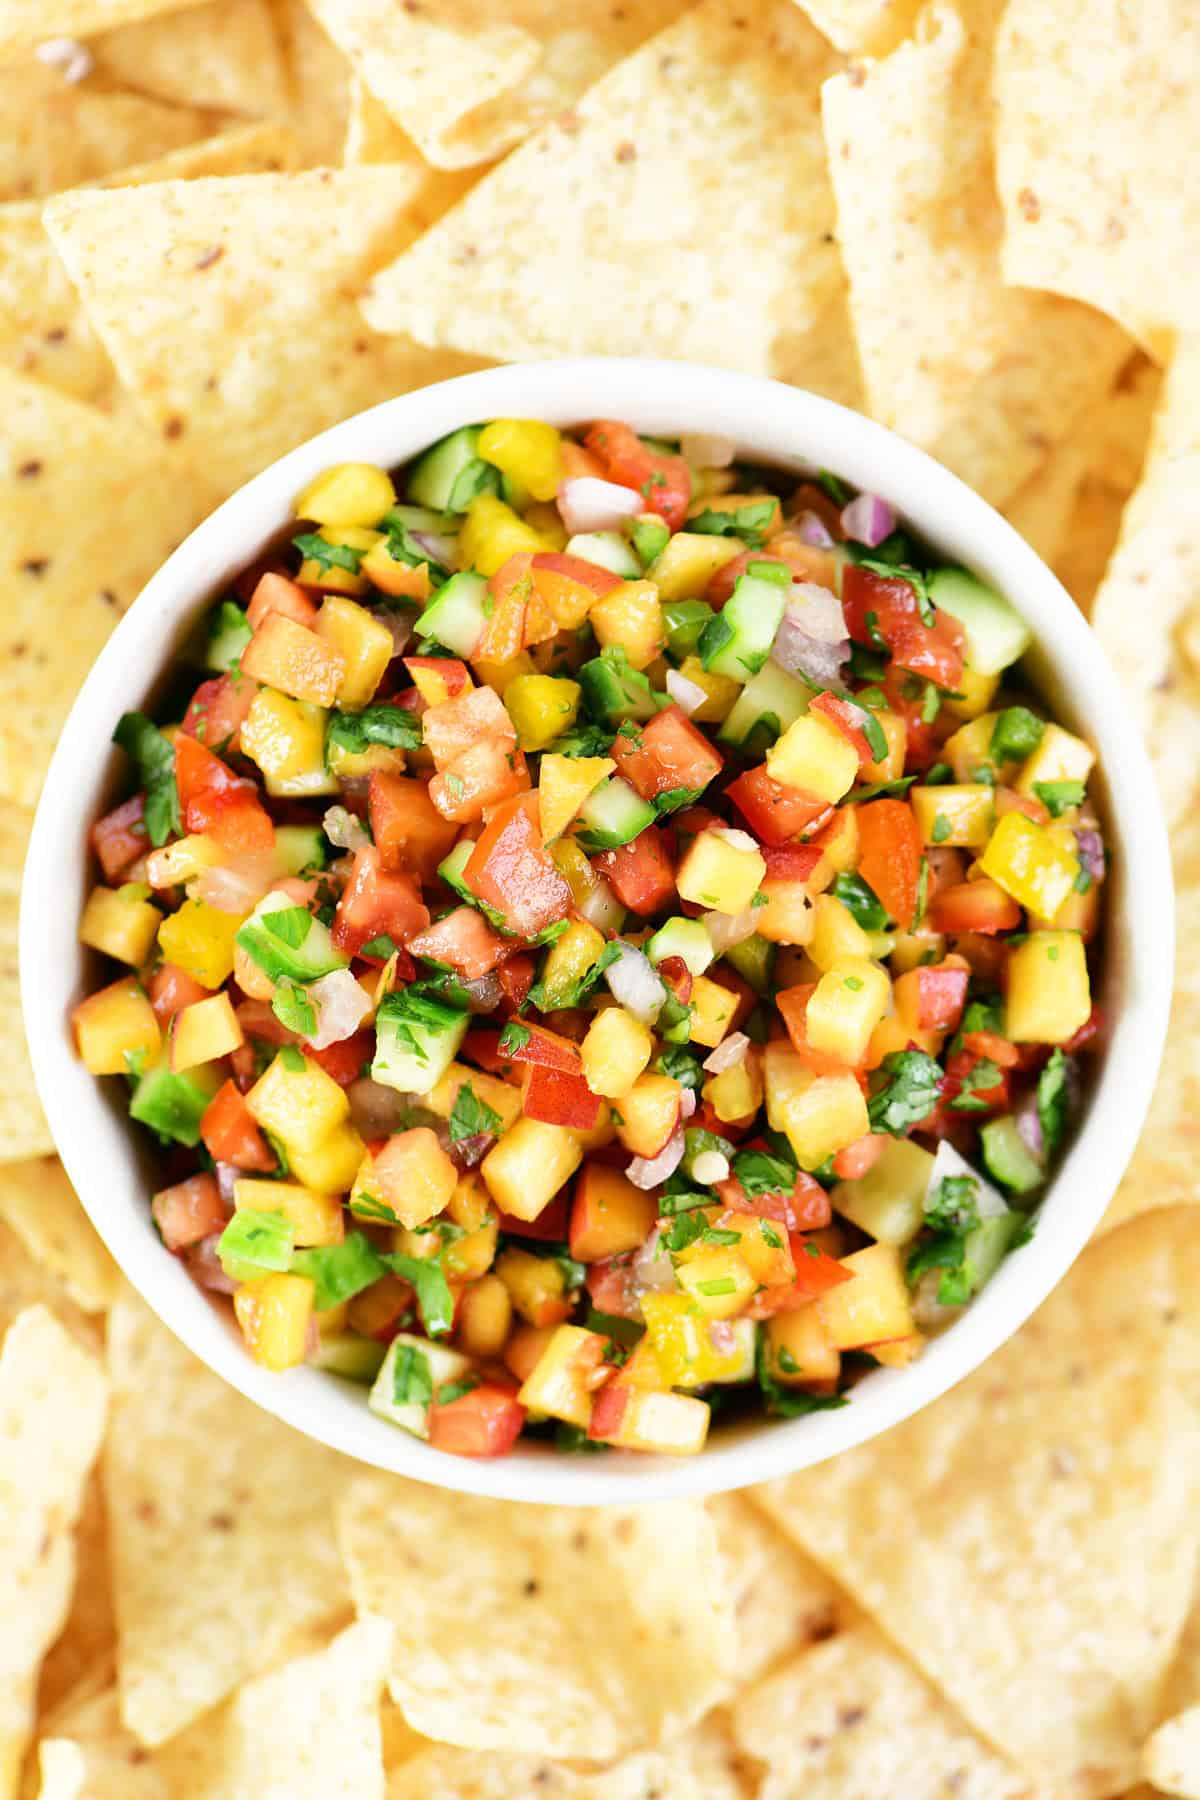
[[73, 419, 1105, 1459]]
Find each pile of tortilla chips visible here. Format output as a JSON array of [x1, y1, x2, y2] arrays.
[[1, 0, 1197, 1794]]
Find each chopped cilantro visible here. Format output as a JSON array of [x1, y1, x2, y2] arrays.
[[326, 704, 422, 762], [498, 1020, 531, 1057], [293, 532, 364, 575], [448, 1081, 502, 1144], [867, 1050, 943, 1135], [391, 1342, 433, 1407], [1034, 779, 1085, 817], [435, 1375, 481, 1406], [701, 1226, 741, 1246], [653, 785, 707, 817], [112, 711, 180, 847], [1036, 1048, 1072, 1157], [830, 871, 889, 931], [653, 1045, 704, 1089], [989, 706, 1045, 765], [855, 556, 935, 626], [756, 1331, 849, 1417], [924, 761, 952, 785], [760, 1221, 784, 1250], [386, 1253, 455, 1337], [931, 813, 952, 844], [731, 1144, 797, 1198], [688, 499, 778, 547], [663, 1211, 708, 1254], [949, 1057, 1002, 1111]]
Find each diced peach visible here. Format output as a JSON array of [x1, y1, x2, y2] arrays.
[[234, 1272, 314, 1370], [496, 1246, 574, 1328], [170, 991, 244, 1072], [72, 976, 162, 1076], [569, 1163, 657, 1262], [372, 1128, 457, 1229], [240, 611, 346, 707], [247, 571, 318, 630], [614, 1073, 682, 1158], [234, 1178, 344, 1247]]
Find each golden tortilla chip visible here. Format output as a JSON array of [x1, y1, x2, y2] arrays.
[[306, 0, 692, 171], [0, 1158, 117, 1313], [0, 69, 224, 200], [709, 1492, 846, 1682], [0, 806, 55, 1163], [820, 1, 1130, 508], [733, 1621, 1042, 1799], [0, 0, 198, 57], [336, 1477, 735, 1759], [104, 1292, 355, 1747], [754, 1207, 1200, 1795], [1142, 1708, 1200, 1800], [361, 0, 859, 403], [792, 0, 921, 52], [270, 0, 352, 167], [0, 374, 217, 806], [0, 1306, 107, 1798], [34, 1690, 164, 1800], [36, 1471, 116, 1724], [0, 1215, 98, 1352], [44, 167, 488, 496], [88, 0, 286, 116]]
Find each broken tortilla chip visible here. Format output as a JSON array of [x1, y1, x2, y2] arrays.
[[0, 1306, 107, 1799], [43, 167, 488, 496], [104, 1292, 355, 1747], [0, 0, 200, 58], [36, 1470, 117, 1725], [88, 0, 287, 117], [709, 1492, 846, 1683], [336, 1476, 735, 1759], [360, 0, 859, 405], [754, 1207, 1200, 1795], [0, 68, 224, 201], [993, 0, 1200, 361], [0, 1158, 117, 1314], [791, 0, 922, 53], [269, 0, 353, 166], [1142, 1706, 1200, 1800]]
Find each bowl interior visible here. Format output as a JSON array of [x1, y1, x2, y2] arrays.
[[20, 359, 1174, 1503]]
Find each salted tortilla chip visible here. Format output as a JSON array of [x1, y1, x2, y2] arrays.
[[733, 1620, 1040, 1799], [0, 1159, 117, 1313], [104, 1292, 356, 1746], [0, 1306, 107, 1798], [709, 1492, 845, 1682], [754, 1207, 1200, 1794], [0, 374, 217, 806], [993, 0, 1200, 361], [89, 0, 286, 116], [0, 806, 55, 1162], [44, 168, 488, 495], [361, 0, 858, 404], [337, 1476, 735, 1759], [792, 0, 921, 52], [820, 1, 1130, 508], [271, 0, 352, 166], [1141, 1707, 1200, 1800], [0, 70, 224, 200]]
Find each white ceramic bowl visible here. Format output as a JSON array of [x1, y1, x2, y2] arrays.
[[21, 359, 1173, 1504]]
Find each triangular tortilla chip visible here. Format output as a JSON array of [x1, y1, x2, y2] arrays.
[[269, 0, 352, 167], [88, 0, 287, 116], [36, 1471, 117, 1723], [0, 1306, 107, 1798], [994, 0, 1200, 361], [820, 0, 1130, 507], [0, 0, 200, 57], [361, 0, 861, 405], [0, 1158, 118, 1314], [44, 167, 489, 495], [104, 1292, 355, 1746], [336, 1475, 736, 1758], [709, 1492, 846, 1683], [753, 1207, 1200, 1794], [305, 0, 690, 170], [0, 67, 224, 200]]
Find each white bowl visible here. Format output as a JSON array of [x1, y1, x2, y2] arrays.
[[21, 359, 1173, 1504]]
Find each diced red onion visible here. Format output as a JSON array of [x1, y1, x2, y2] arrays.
[[307, 968, 372, 1050], [795, 509, 835, 549], [191, 850, 277, 915], [410, 530, 459, 570], [703, 1032, 750, 1075], [681, 433, 736, 469], [1015, 1093, 1045, 1162], [788, 582, 847, 641], [703, 907, 760, 954], [626, 1125, 685, 1190], [771, 608, 850, 689], [557, 476, 643, 534], [323, 805, 371, 853], [380, 612, 414, 657], [665, 668, 708, 716], [215, 1162, 239, 1206], [604, 941, 666, 1026], [840, 493, 896, 547], [680, 1087, 697, 1120], [578, 873, 626, 934], [1076, 830, 1106, 883], [461, 972, 503, 1013], [632, 1228, 678, 1293], [449, 1132, 494, 1171], [184, 1233, 238, 1295], [347, 1078, 413, 1138], [925, 1141, 1008, 1220]]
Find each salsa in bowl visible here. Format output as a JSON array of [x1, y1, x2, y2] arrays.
[[70, 406, 1107, 1464]]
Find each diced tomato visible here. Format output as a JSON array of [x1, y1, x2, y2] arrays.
[[929, 878, 1021, 936], [496, 1191, 570, 1242], [762, 842, 825, 882], [466, 1022, 581, 1075], [747, 1237, 852, 1316], [428, 1382, 527, 1457], [715, 1167, 831, 1232], [584, 421, 691, 532], [593, 824, 675, 915], [832, 1133, 887, 1181], [408, 906, 510, 978], [855, 799, 922, 930], [530, 553, 621, 630], [937, 1048, 1010, 1118], [809, 691, 876, 765], [725, 764, 831, 846], [402, 655, 472, 700], [200, 1079, 276, 1171], [961, 1029, 1020, 1069], [777, 983, 860, 1075], [476, 553, 534, 661], [151, 1173, 228, 1251], [656, 954, 693, 1007], [309, 1029, 374, 1087], [464, 793, 572, 938], [609, 706, 723, 805], [879, 663, 941, 770], [522, 1062, 601, 1130], [91, 794, 148, 882], [842, 563, 965, 689], [430, 740, 530, 823], [497, 953, 536, 1014], [246, 570, 317, 629], [1063, 1005, 1105, 1055], [421, 685, 514, 768], [914, 962, 970, 1033], [332, 845, 430, 956], [367, 772, 458, 880], [587, 1380, 629, 1442], [175, 732, 274, 855], [148, 962, 209, 1026], [584, 1251, 642, 1318], [180, 674, 256, 754]]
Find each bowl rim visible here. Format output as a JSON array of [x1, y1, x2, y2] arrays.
[[20, 356, 1174, 1504]]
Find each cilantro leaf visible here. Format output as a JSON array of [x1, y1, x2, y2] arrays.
[[653, 785, 707, 817], [498, 1021, 531, 1057], [652, 1045, 704, 1089], [448, 1080, 502, 1144], [544, 722, 620, 758], [989, 706, 1045, 765], [732, 1145, 797, 1198], [755, 1331, 848, 1418], [1034, 779, 1085, 818], [924, 1174, 980, 1233], [831, 871, 889, 931], [867, 1050, 943, 1135], [949, 1057, 1002, 1112], [855, 556, 935, 626], [391, 1342, 434, 1407], [1036, 1048, 1073, 1157], [687, 499, 778, 547], [386, 1254, 455, 1337], [112, 711, 180, 847], [326, 704, 423, 763], [293, 532, 365, 575]]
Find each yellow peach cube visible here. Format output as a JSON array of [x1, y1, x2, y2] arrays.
[[72, 976, 162, 1076], [766, 712, 858, 803], [79, 885, 161, 966]]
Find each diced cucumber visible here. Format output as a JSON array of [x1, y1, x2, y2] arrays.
[[575, 776, 656, 851], [205, 599, 252, 672], [646, 917, 715, 976], [437, 839, 475, 898], [368, 1334, 472, 1437], [928, 568, 1031, 676], [663, 599, 714, 659], [312, 1332, 388, 1383], [372, 989, 469, 1095], [235, 890, 347, 985], [626, 513, 670, 567], [658, 992, 694, 1046], [408, 426, 499, 513], [961, 1210, 1023, 1297], [723, 932, 776, 995], [130, 1060, 219, 1147], [414, 570, 489, 657], [719, 662, 812, 749], [926, 1139, 1009, 1220], [564, 531, 642, 578], [578, 653, 659, 726], [980, 1114, 1044, 1195], [697, 569, 787, 681], [274, 824, 327, 876], [385, 503, 451, 534]]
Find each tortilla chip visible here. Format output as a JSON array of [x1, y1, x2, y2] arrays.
[[0, 71, 225, 199], [0, 1213, 101, 1354], [820, 2, 1130, 509], [754, 1207, 1200, 1795], [0, 374, 217, 806], [37, 1471, 117, 1722], [104, 1291, 355, 1746], [0, 0, 199, 57], [993, 0, 1200, 362], [270, 0, 352, 167], [44, 168, 489, 495], [88, 0, 287, 116], [1141, 1708, 1200, 1800], [0, 1306, 107, 1798], [0, 1159, 117, 1313], [733, 1621, 1042, 1799], [1090, 338, 1200, 826], [336, 1476, 735, 1759], [709, 1492, 846, 1682], [361, 0, 859, 405], [0, 806, 55, 1163], [792, 0, 922, 52]]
